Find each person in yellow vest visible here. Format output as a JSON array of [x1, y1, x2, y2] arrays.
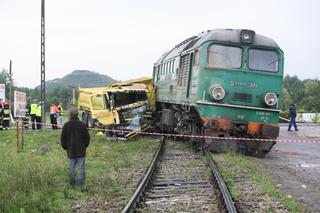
[[36, 102, 42, 130], [30, 99, 38, 130], [2, 103, 10, 130]]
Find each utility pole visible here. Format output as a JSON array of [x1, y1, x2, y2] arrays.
[[40, 0, 46, 128], [67, 83, 71, 112], [9, 60, 12, 112], [67, 84, 75, 110], [72, 87, 76, 106]]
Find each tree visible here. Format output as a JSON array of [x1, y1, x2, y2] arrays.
[[300, 79, 320, 112], [281, 87, 292, 111], [0, 69, 10, 101], [0, 69, 9, 84], [283, 75, 304, 104], [304, 80, 320, 96], [46, 87, 68, 111]]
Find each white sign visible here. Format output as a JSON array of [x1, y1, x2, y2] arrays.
[[14, 91, 27, 117], [297, 113, 320, 123], [0, 84, 5, 101]]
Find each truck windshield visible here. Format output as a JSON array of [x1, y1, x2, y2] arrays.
[[248, 49, 279, 72], [208, 44, 242, 69], [113, 91, 147, 108]]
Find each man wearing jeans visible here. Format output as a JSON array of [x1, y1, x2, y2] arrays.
[[61, 108, 90, 186], [288, 103, 299, 131]]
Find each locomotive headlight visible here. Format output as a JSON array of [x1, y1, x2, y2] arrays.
[[211, 85, 225, 101], [240, 29, 255, 44], [264, 92, 278, 106]]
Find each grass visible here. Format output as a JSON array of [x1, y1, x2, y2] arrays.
[[214, 152, 309, 212], [0, 130, 159, 212]]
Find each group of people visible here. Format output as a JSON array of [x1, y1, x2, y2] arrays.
[[49, 102, 64, 130], [0, 99, 10, 130], [28, 100, 64, 130]]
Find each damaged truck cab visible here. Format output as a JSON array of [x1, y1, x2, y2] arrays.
[[78, 77, 155, 137]]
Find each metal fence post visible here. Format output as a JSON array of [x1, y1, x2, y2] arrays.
[[16, 119, 20, 149], [21, 120, 24, 148]]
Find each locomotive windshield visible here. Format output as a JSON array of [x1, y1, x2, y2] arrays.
[[208, 45, 242, 69], [248, 49, 279, 72]]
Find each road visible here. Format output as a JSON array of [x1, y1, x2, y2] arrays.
[[254, 123, 320, 212]]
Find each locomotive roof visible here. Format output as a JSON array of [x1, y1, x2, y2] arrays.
[[156, 29, 280, 63]]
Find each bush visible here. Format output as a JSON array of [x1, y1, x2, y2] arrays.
[[279, 111, 289, 119], [297, 108, 305, 113], [312, 113, 320, 123]]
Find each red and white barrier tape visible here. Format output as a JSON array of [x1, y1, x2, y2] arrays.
[[13, 120, 320, 145]]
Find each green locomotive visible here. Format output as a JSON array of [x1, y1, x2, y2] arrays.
[[153, 29, 283, 157]]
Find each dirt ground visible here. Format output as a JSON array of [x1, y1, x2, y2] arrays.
[[253, 124, 320, 212]]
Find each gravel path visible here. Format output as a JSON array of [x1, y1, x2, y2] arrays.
[[254, 124, 320, 212]]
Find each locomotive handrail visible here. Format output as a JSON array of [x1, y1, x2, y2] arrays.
[[197, 100, 281, 112], [121, 136, 165, 213], [205, 151, 238, 213]]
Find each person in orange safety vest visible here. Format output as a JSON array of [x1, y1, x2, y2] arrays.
[[50, 103, 58, 130]]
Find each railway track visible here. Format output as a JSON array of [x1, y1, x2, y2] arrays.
[[122, 137, 237, 212]]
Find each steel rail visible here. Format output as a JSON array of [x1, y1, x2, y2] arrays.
[[122, 136, 165, 213], [205, 151, 238, 213]]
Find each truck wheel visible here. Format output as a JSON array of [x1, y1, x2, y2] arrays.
[[87, 113, 94, 128], [82, 112, 87, 124]]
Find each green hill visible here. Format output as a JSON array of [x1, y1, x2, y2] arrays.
[[42, 70, 117, 92]]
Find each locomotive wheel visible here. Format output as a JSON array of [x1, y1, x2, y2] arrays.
[[180, 120, 192, 135], [177, 119, 201, 143], [190, 123, 201, 143]]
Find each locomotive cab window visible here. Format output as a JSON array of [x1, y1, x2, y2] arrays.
[[194, 50, 199, 66], [248, 49, 279, 72], [172, 59, 175, 72], [208, 45, 242, 69]]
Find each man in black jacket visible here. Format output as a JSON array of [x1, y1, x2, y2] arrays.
[[288, 103, 298, 131], [61, 108, 90, 186]]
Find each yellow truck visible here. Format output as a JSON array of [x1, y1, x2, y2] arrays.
[[78, 77, 155, 138]]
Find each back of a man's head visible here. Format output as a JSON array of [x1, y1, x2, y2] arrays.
[[69, 107, 78, 119]]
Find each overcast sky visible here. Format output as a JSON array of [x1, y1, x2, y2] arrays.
[[0, 0, 319, 88]]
